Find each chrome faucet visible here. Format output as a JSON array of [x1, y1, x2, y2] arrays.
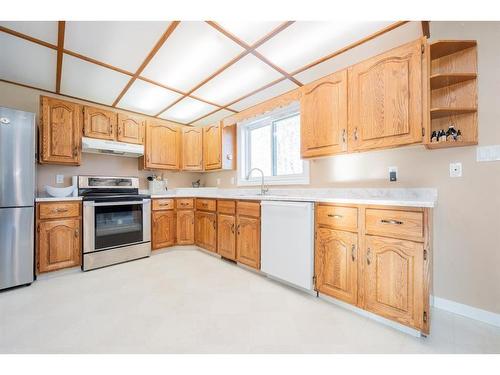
[[246, 168, 269, 195]]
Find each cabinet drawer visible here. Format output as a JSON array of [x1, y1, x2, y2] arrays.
[[38, 202, 81, 219], [316, 205, 358, 231], [176, 198, 194, 209], [152, 199, 174, 211], [365, 208, 424, 241], [196, 198, 216, 212], [217, 200, 236, 215], [237, 201, 260, 218]]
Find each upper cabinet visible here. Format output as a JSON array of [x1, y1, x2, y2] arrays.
[[39, 96, 82, 165], [117, 113, 145, 145], [83, 106, 117, 141], [143, 120, 181, 170], [182, 127, 203, 171], [203, 123, 222, 170], [348, 38, 424, 152], [300, 70, 348, 158]]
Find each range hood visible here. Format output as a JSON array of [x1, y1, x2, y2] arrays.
[[81, 137, 144, 158]]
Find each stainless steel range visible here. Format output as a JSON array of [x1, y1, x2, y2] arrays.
[[79, 176, 151, 271]]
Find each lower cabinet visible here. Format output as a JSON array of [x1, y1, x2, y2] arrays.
[[362, 235, 424, 330], [152, 210, 176, 249], [236, 211, 260, 269], [177, 209, 194, 245], [217, 213, 236, 260], [195, 210, 217, 252], [315, 228, 358, 305], [36, 202, 82, 273], [314, 203, 430, 333]]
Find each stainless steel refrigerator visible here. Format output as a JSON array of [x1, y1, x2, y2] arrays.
[[0, 106, 35, 290]]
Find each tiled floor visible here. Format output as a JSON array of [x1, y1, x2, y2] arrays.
[[1, 248, 499, 353]]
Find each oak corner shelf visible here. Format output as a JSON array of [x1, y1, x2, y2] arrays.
[[425, 140, 477, 150], [430, 40, 477, 59], [430, 107, 477, 120], [430, 73, 477, 90]]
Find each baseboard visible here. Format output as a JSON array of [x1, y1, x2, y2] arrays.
[[431, 296, 500, 328], [319, 293, 422, 337]]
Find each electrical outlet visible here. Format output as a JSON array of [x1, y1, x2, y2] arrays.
[[449, 162, 462, 177], [388, 167, 398, 182], [56, 174, 64, 184], [216, 178, 221, 186]]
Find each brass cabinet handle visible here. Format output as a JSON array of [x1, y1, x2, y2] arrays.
[[54, 208, 68, 213], [327, 214, 343, 219], [237, 224, 240, 235], [73, 146, 78, 157], [342, 128, 346, 144], [74, 228, 79, 238], [213, 220, 216, 229], [381, 219, 404, 225], [354, 127, 359, 141], [366, 248, 371, 265], [231, 223, 235, 234], [351, 244, 356, 262]]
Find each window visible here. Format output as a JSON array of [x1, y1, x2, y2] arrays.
[[238, 102, 309, 186]]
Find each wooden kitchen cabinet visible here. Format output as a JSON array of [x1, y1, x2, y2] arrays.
[[83, 106, 117, 141], [236, 201, 261, 269], [195, 211, 217, 252], [152, 210, 176, 249], [217, 213, 236, 260], [300, 69, 348, 158], [203, 123, 222, 170], [176, 209, 194, 245], [348, 38, 424, 152], [315, 228, 358, 305], [362, 235, 425, 330], [36, 201, 82, 273], [117, 113, 145, 144], [39, 96, 82, 165], [182, 127, 203, 171], [143, 120, 181, 170]]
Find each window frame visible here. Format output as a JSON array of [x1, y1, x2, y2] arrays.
[[237, 102, 309, 186]]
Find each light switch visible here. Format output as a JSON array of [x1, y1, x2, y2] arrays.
[[56, 174, 64, 184], [388, 167, 398, 182], [449, 162, 462, 177]]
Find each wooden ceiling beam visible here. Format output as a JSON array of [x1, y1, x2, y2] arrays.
[[0, 26, 57, 49], [112, 21, 181, 107], [55, 21, 65, 94], [291, 21, 409, 76], [206, 21, 302, 86], [422, 21, 430, 38]]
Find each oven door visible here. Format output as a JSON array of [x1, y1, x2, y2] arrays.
[[83, 199, 151, 254]]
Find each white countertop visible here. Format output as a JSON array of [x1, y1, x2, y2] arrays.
[[35, 188, 437, 207], [35, 196, 83, 202], [146, 187, 437, 208]]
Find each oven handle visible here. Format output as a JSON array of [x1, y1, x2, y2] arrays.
[[86, 200, 148, 207]]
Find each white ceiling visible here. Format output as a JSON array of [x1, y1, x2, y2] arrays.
[[0, 21, 421, 125]]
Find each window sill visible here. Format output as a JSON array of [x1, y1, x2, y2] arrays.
[[237, 176, 310, 187]]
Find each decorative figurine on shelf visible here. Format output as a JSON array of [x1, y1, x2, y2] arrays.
[[438, 130, 447, 142], [446, 124, 458, 141], [431, 131, 438, 143], [456, 129, 463, 141]]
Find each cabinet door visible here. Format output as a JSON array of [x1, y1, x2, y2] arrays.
[[117, 113, 145, 144], [300, 69, 348, 158], [362, 235, 424, 330], [152, 210, 176, 249], [83, 106, 117, 141], [217, 214, 236, 260], [182, 127, 203, 171], [348, 38, 423, 152], [40, 96, 82, 165], [236, 216, 260, 269], [203, 123, 222, 170], [177, 210, 194, 245], [145, 121, 181, 170], [37, 218, 81, 273], [195, 211, 217, 252]]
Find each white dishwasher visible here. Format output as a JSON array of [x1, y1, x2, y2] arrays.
[[261, 201, 315, 291]]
